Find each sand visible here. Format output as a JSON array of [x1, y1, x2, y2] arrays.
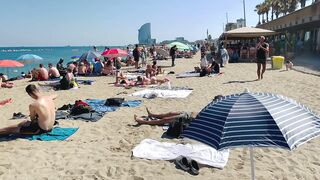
[[0, 53, 319, 180]]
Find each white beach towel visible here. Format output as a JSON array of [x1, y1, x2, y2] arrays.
[[132, 139, 229, 169], [176, 72, 200, 78], [130, 89, 192, 98]]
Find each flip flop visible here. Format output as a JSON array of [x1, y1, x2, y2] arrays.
[[12, 112, 27, 119], [189, 159, 200, 175], [175, 156, 190, 172]]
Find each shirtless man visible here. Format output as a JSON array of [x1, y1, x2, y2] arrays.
[[0, 84, 57, 135], [38, 64, 49, 81], [48, 63, 60, 79]]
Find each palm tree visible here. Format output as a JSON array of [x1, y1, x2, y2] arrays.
[[264, 0, 271, 22], [299, 0, 308, 8], [288, 0, 298, 13], [271, 0, 282, 19], [255, 4, 262, 24]]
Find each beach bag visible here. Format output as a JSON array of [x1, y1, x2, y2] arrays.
[[166, 119, 189, 138], [105, 98, 124, 106], [200, 69, 207, 77], [70, 104, 92, 115]]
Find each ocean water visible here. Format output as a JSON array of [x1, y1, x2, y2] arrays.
[[0, 46, 121, 77]]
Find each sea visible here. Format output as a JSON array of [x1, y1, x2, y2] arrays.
[[0, 46, 122, 78]]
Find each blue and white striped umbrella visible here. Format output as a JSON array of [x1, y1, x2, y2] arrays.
[[182, 91, 320, 179], [183, 92, 320, 150]]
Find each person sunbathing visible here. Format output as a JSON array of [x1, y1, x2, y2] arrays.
[[134, 107, 197, 125], [0, 78, 14, 88], [136, 76, 169, 86], [0, 84, 57, 135], [0, 98, 13, 107]]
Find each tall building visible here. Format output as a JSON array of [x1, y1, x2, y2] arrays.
[[237, 18, 246, 28], [138, 23, 156, 45], [225, 23, 237, 31]]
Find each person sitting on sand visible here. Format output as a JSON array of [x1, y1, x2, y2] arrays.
[[208, 61, 220, 74], [31, 68, 40, 81], [152, 61, 162, 75], [126, 56, 135, 66], [145, 64, 157, 78], [0, 84, 57, 135], [38, 64, 49, 81], [134, 108, 197, 125], [77, 62, 87, 76], [102, 60, 115, 76], [0, 73, 8, 82], [48, 63, 60, 79]]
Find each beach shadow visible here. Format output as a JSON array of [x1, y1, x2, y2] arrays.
[[223, 80, 258, 84]]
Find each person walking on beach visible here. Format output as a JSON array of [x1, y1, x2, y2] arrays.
[[140, 46, 147, 67], [256, 36, 269, 80], [0, 84, 57, 135], [170, 45, 177, 67], [133, 44, 140, 69]]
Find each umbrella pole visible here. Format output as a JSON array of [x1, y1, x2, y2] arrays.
[[250, 146, 255, 180]]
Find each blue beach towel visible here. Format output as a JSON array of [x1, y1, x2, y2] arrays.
[[0, 127, 78, 141], [85, 99, 142, 114]]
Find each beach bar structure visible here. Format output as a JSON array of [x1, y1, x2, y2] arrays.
[[257, 1, 320, 54]]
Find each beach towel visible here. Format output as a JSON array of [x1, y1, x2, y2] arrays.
[[176, 71, 200, 78], [85, 99, 142, 113], [0, 127, 78, 141], [132, 139, 229, 169], [130, 89, 192, 99], [176, 72, 221, 78], [55, 99, 142, 121]]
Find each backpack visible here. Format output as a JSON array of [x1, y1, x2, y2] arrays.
[[166, 119, 190, 138], [200, 69, 207, 77], [70, 104, 92, 115], [105, 98, 124, 106]]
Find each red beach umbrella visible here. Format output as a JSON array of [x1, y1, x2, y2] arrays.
[[0, 59, 24, 67], [101, 48, 128, 58], [0, 59, 24, 76]]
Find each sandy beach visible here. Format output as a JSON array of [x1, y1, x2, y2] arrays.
[[0, 53, 319, 180]]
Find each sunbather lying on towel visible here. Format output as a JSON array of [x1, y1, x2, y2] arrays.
[[134, 107, 197, 125], [117, 75, 170, 88], [0, 78, 13, 88], [0, 84, 57, 135], [0, 98, 13, 107]]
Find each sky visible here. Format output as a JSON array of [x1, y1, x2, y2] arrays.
[[0, 0, 266, 47]]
